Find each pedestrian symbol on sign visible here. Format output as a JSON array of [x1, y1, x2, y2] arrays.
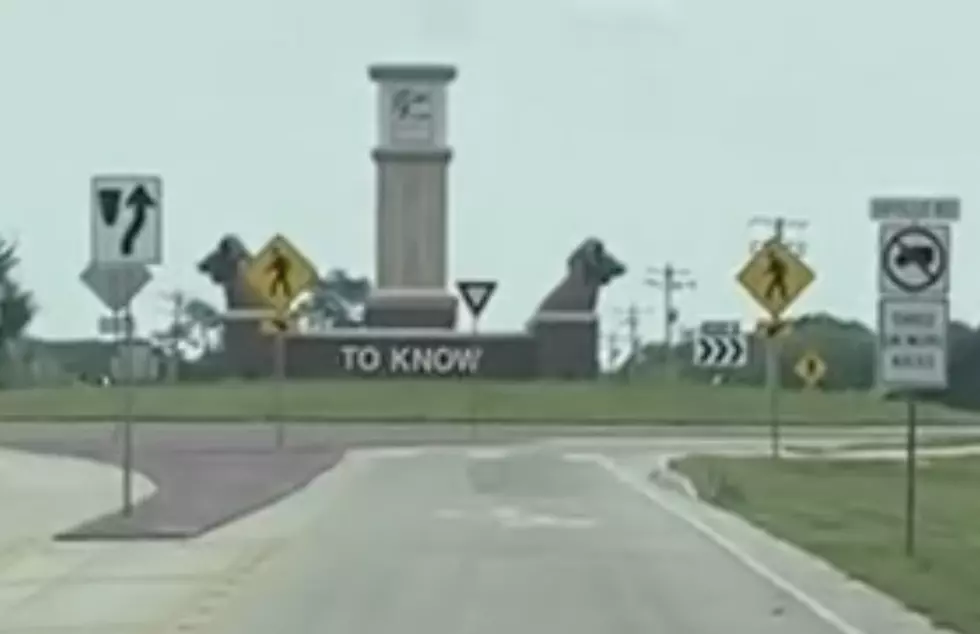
[[266, 247, 292, 298], [763, 251, 788, 302]]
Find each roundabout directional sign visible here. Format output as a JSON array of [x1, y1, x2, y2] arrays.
[[878, 223, 949, 298]]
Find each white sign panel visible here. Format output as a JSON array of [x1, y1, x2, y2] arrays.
[[90, 175, 163, 265], [693, 334, 748, 369], [878, 299, 948, 390], [878, 223, 949, 299], [870, 197, 960, 222]]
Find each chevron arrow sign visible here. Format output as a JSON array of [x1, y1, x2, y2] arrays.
[[693, 334, 748, 368]]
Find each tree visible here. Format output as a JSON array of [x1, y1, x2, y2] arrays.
[[298, 268, 370, 329], [0, 238, 35, 345], [152, 293, 222, 359], [182, 297, 222, 352]]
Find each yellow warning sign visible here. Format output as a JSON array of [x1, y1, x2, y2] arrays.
[[737, 240, 814, 317], [259, 316, 298, 336], [795, 351, 826, 388], [756, 318, 793, 339], [245, 234, 317, 314]]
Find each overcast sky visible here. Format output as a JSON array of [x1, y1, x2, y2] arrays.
[[1, 0, 977, 343]]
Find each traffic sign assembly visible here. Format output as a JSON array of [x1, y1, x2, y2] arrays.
[[693, 322, 747, 368], [90, 175, 163, 265], [878, 299, 948, 390], [794, 350, 826, 388], [737, 239, 814, 317], [456, 280, 497, 319], [245, 234, 318, 314], [869, 196, 956, 559], [878, 223, 949, 298]]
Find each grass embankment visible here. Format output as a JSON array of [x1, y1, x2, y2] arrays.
[[0, 380, 974, 423], [677, 455, 980, 633]]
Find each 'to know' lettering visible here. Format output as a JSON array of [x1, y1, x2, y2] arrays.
[[339, 345, 483, 376]]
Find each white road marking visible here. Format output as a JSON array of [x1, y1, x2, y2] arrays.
[[466, 448, 511, 460], [358, 447, 427, 459], [589, 454, 867, 634]]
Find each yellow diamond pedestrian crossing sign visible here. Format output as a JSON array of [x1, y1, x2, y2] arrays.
[[737, 240, 814, 317], [795, 350, 827, 388]]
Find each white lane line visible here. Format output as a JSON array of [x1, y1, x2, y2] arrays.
[[589, 454, 867, 634]]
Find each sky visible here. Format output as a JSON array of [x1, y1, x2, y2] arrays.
[[1, 0, 979, 345]]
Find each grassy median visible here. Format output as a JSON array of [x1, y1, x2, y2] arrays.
[[676, 455, 980, 633], [0, 380, 975, 423]]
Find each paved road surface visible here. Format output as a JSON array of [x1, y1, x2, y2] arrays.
[[0, 433, 954, 633], [206, 443, 919, 634]]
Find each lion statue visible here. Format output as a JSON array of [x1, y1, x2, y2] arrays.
[[534, 237, 626, 314]]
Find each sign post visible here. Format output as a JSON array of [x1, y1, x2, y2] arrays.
[[871, 196, 958, 557], [736, 224, 815, 458], [456, 279, 498, 440], [245, 234, 318, 448], [88, 174, 163, 516]]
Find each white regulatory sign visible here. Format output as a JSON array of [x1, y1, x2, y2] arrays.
[[878, 299, 948, 390], [869, 197, 960, 222], [878, 223, 949, 299], [90, 175, 163, 265]]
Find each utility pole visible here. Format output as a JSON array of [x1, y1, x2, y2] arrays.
[[749, 216, 808, 458], [604, 330, 622, 372], [161, 291, 186, 384], [613, 303, 654, 380], [645, 263, 696, 381]]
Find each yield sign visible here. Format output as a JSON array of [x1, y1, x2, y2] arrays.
[[456, 280, 498, 319], [80, 262, 152, 311]]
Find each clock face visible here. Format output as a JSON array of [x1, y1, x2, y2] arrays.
[[389, 86, 435, 143]]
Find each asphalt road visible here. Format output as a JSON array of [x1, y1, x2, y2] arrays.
[[209, 444, 847, 634]]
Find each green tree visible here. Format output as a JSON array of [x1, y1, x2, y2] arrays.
[[0, 238, 36, 344], [299, 268, 370, 329]]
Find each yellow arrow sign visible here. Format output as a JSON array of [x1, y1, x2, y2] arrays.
[[737, 240, 814, 317]]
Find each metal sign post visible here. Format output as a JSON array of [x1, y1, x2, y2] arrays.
[[904, 396, 918, 557], [767, 337, 781, 458], [273, 326, 287, 449], [121, 303, 135, 516], [871, 195, 958, 558]]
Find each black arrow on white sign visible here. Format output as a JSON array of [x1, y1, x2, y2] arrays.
[[457, 280, 498, 319], [122, 185, 156, 256], [694, 335, 747, 368]]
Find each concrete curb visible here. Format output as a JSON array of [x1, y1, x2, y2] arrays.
[[0, 414, 975, 426]]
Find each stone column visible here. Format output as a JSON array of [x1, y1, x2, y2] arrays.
[[364, 63, 458, 329]]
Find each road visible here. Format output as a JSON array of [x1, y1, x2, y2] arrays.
[[0, 430, 954, 633], [203, 439, 944, 634]]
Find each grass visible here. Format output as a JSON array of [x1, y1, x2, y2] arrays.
[[0, 380, 976, 423], [676, 454, 980, 633]]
